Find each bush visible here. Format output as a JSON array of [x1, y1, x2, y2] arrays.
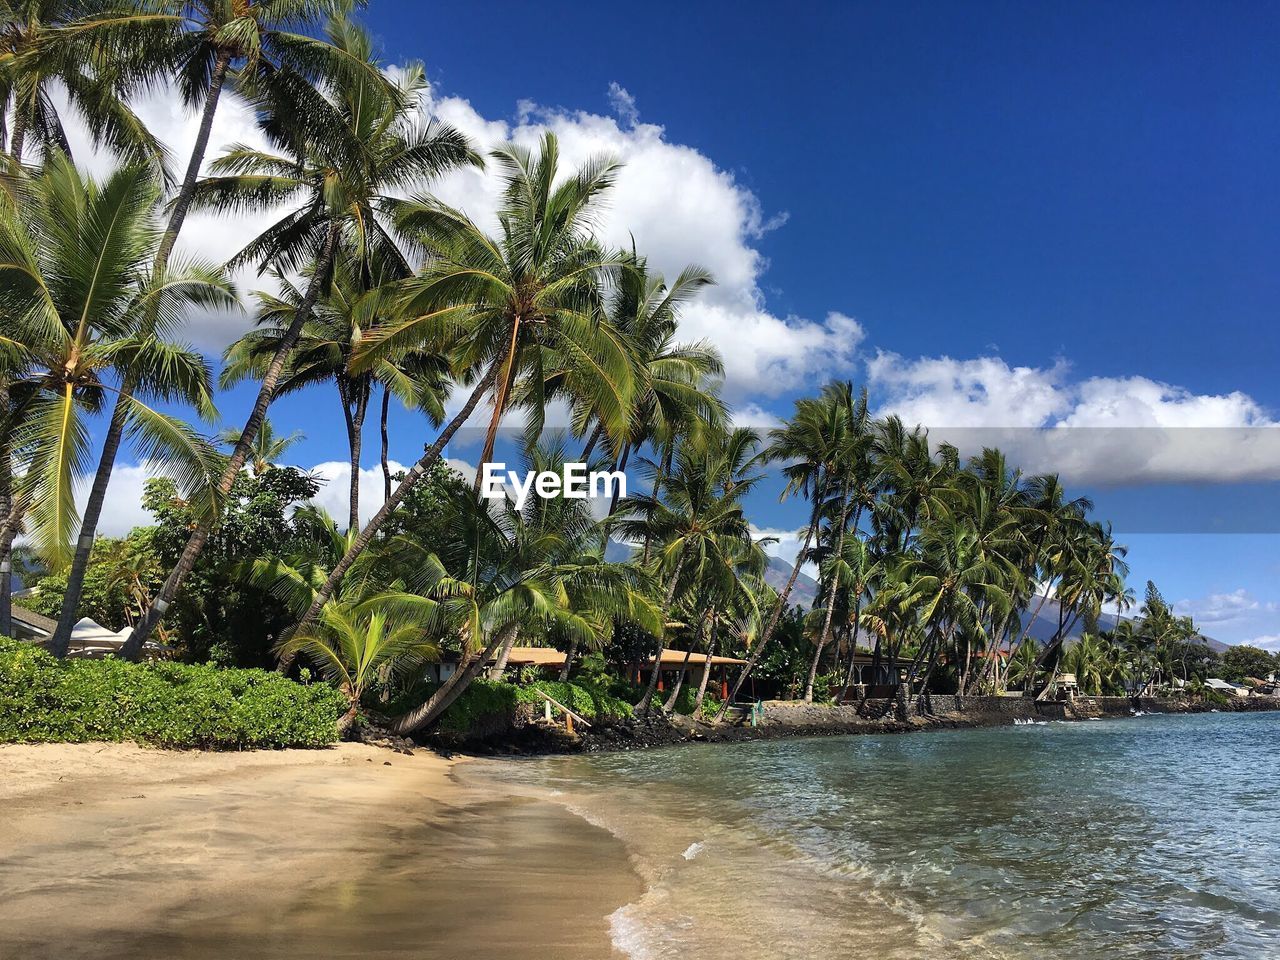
[[0, 637, 345, 749], [437, 677, 634, 734]]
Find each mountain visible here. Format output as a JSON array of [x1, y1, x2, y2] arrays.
[[764, 555, 819, 607]]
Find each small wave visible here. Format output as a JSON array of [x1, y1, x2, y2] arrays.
[[1013, 718, 1047, 726], [682, 842, 705, 860]]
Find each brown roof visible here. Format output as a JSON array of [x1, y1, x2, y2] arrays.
[[651, 649, 749, 668], [10, 605, 56, 635]]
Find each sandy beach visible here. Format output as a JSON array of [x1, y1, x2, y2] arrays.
[[0, 742, 641, 959]]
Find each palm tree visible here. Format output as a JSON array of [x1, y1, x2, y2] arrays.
[[560, 255, 722, 503], [220, 416, 303, 475], [0, 153, 232, 657], [121, 19, 479, 658], [223, 256, 447, 531], [278, 592, 439, 738], [30, 0, 386, 663], [282, 131, 637, 647], [386, 471, 659, 736], [714, 392, 850, 720], [0, 0, 162, 164], [612, 428, 762, 716], [895, 517, 1011, 718]]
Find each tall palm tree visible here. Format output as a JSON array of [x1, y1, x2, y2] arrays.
[[714, 392, 850, 720], [31, 0, 385, 662], [612, 428, 762, 716], [281, 131, 637, 647], [121, 19, 479, 658], [0, 153, 232, 656], [224, 256, 447, 531]]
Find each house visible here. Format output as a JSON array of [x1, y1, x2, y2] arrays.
[[7, 605, 56, 643], [1205, 678, 1251, 698]]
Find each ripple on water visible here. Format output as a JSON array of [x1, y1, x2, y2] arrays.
[[489, 712, 1280, 960]]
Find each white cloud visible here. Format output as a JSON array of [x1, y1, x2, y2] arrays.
[[867, 351, 1280, 484], [606, 82, 639, 128], [1247, 635, 1280, 652], [1173, 588, 1277, 627]]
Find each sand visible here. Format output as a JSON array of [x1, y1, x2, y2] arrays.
[[0, 742, 641, 959]]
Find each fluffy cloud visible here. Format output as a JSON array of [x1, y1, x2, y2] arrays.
[[867, 352, 1280, 484], [1248, 635, 1280, 652], [1173, 588, 1277, 627]]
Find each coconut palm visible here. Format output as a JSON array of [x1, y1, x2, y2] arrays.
[[29, 1, 384, 663], [612, 427, 763, 716], [0, 153, 232, 657], [0, 0, 162, 164], [219, 416, 303, 475], [386, 467, 660, 736], [561, 255, 722, 502], [278, 592, 439, 737], [281, 131, 638, 647], [121, 19, 479, 658], [224, 256, 448, 531], [714, 393, 852, 720]]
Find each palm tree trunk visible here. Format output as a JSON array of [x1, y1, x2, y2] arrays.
[[579, 422, 604, 461], [0, 381, 11, 638], [120, 222, 342, 661], [156, 50, 232, 265], [48, 393, 132, 657], [9, 111, 27, 163], [487, 626, 520, 680], [279, 361, 502, 665], [804, 493, 851, 703], [714, 484, 827, 723], [53, 50, 233, 660], [395, 624, 515, 735], [662, 646, 695, 713], [558, 637, 580, 682], [343, 384, 369, 534], [379, 384, 392, 504], [634, 547, 690, 716], [691, 649, 716, 717]]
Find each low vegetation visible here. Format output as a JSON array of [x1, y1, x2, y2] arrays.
[[0, 639, 345, 749]]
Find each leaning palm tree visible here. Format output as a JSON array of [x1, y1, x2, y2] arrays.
[[386, 473, 659, 736], [0, 153, 232, 657], [120, 19, 479, 659], [280, 131, 638, 648], [34, 1, 385, 663]]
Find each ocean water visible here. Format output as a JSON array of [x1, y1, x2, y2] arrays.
[[485, 712, 1280, 960]]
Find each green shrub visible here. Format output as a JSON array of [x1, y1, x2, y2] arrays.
[[0, 637, 345, 749], [437, 677, 634, 734]]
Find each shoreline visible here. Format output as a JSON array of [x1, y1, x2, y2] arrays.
[[0, 742, 641, 959], [443, 692, 1280, 755]]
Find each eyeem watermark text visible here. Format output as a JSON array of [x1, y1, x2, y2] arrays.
[[480, 462, 627, 509]]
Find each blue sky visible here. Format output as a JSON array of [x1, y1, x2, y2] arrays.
[[75, 1, 1280, 645]]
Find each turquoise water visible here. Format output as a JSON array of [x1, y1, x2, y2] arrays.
[[494, 712, 1280, 959]]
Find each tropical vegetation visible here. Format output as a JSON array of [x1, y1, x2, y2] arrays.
[[0, 1, 1263, 748]]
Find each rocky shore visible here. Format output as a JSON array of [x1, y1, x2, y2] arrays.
[[429, 692, 1280, 755]]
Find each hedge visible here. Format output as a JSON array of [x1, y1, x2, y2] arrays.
[[438, 678, 634, 733], [0, 637, 346, 749]]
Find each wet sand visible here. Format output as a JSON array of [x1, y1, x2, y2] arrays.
[[0, 743, 641, 959]]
